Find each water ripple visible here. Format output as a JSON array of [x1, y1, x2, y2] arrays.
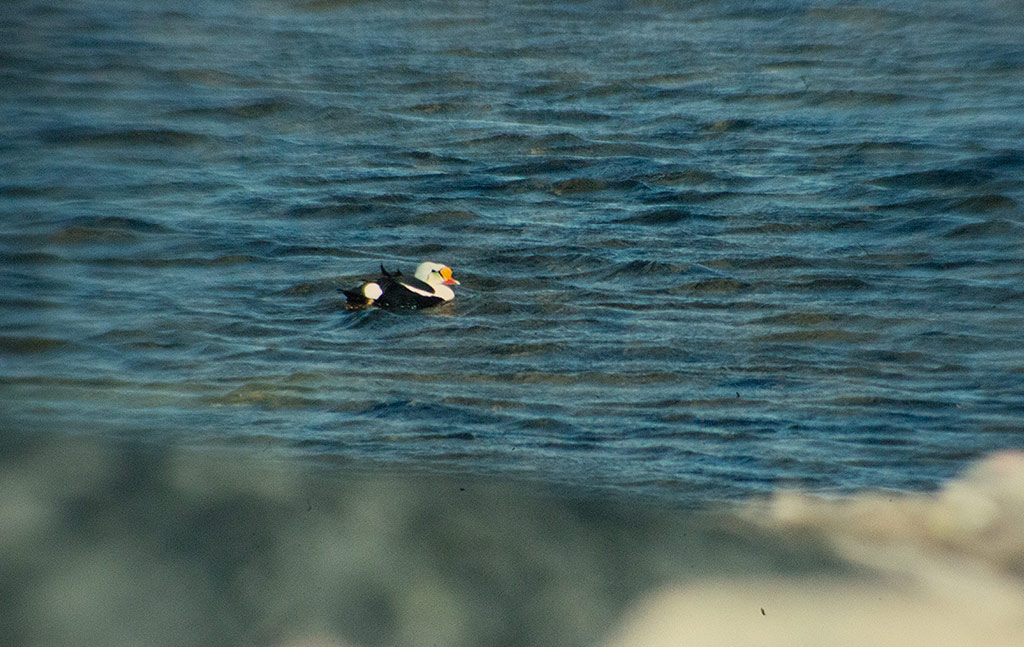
[[3, 0, 1023, 504]]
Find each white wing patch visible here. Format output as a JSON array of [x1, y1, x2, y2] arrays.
[[398, 281, 436, 298], [363, 282, 383, 300], [398, 281, 454, 301]]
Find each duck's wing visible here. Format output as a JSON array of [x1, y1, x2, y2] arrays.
[[374, 286, 442, 309], [396, 275, 435, 295], [376, 267, 409, 293], [380, 264, 408, 279], [377, 273, 446, 308]]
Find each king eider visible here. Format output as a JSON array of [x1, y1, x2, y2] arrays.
[[343, 261, 460, 309]]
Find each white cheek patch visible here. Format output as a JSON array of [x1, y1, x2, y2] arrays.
[[363, 283, 383, 300]]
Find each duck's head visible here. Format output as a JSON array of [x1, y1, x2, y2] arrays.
[[415, 262, 460, 287]]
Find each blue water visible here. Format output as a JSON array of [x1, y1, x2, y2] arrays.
[[3, 0, 1024, 503]]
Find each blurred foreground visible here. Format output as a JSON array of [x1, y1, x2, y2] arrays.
[[2, 433, 1023, 647]]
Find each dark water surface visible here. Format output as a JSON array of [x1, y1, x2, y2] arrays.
[[3, 0, 1024, 504]]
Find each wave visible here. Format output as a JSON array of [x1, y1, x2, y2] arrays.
[[39, 125, 221, 148]]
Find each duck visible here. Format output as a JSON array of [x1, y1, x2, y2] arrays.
[[343, 261, 460, 309]]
